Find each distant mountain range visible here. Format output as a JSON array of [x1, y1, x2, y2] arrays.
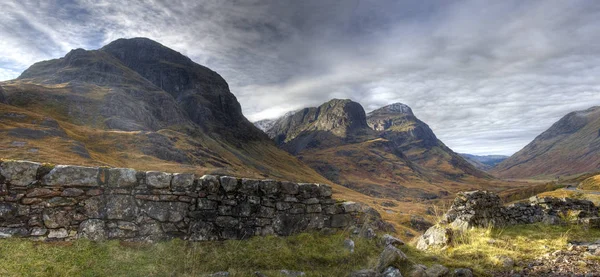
[[459, 154, 509, 171], [492, 106, 600, 179], [255, 99, 491, 200]]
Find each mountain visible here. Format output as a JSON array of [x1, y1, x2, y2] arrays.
[[492, 106, 600, 179], [254, 119, 276, 133], [259, 100, 491, 200], [0, 37, 331, 184], [459, 154, 509, 171]]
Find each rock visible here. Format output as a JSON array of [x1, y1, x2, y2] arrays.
[[496, 255, 514, 268], [106, 195, 137, 220], [342, 202, 361, 213], [108, 168, 138, 187], [31, 227, 48, 236], [259, 180, 279, 194], [416, 225, 453, 251], [142, 201, 188, 222], [349, 269, 379, 277], [171, 173, 194, 190], [410, 215, 433, 231], [220, 176, 239, 192], [0, 203, 17, 219], [0, 227, 29, 238], [376, 245, 408, 273], [452, 268, 473, 277], [280, 181, 299, 195], [330, 214, 352, 228], [43, 209, 71, 228], [188, 220, 218, 241], [78, 219, 107, 241], [344, 238, 355, 253], [408, 264, 428, 277], [61, 188, 84, 197], [199, 175, 220, 193], [46, 197, 78, 207], [43, 165, 99, 187], [382, 267, 403, 277], [316, 184, 332, 197], [279, 270, 306, 276], [47, 228, 69, 239], [425, 264, 449, 277], [254, 272, 267, 277], [145, 171, 171, 188], [0, 160, 41, 187], [239, 178, 259, 194], [381, 234, 405, 247]]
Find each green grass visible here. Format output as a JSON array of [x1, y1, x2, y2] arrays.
[[0, 232, 381, 277]]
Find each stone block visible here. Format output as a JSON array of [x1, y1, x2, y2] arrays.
[[220, 176, 239, 192], [145, 171, 171, 189], [0, 160, 41, 187], [43, 165, 99, 187]]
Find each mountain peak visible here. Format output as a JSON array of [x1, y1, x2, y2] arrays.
[[369, 102, 414, 116]]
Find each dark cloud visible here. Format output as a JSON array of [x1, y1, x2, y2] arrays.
[[1, 0, 600, 155]]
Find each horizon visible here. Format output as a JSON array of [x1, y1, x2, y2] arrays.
[[2, 1, 600, 156]]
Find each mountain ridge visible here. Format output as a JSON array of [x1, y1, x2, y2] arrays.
[[492, 106, 600, 179]]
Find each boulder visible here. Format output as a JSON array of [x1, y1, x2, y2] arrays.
[[0, 160, 41, 187], [43, 165, 99, 187], [416, 225, 453, 251], [43, 209, 72, 228], [410, 215, 433, 231], [376, 245, 408, 272], [47, 228, 69, 239]]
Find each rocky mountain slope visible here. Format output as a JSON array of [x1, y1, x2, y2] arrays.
[[0, 38, 331, 184], [459, 154, 508, 171], [257, 100, 492, 200], [492, 106, 600, 179]]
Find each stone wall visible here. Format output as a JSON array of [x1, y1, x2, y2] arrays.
[[417, 190, 599, 250], [0, 160, 369, 241], [440, 191, 598, 230]]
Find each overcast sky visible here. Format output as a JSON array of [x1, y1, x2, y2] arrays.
[[2, 0, 600, 155]]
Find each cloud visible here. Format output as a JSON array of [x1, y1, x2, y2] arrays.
[[1, 0, 600, 155]]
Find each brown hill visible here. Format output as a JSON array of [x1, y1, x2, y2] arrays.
[[492, 106, 600, 179]]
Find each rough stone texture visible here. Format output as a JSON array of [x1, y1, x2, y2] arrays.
[[0, 160, 372, 242], [43, 165, 99, 187], [382, 267, 402, 277], [416, 225, 453, 251], [349, 269, 379, 277], [108, 168, 137, 187], [0, 160, 41, 187], [145, 171, 171, 189], [376, 245, 408, 273]]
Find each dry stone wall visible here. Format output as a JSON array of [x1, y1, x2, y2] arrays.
[[0, 160, 366, 241], [417, 190, 600, 250]]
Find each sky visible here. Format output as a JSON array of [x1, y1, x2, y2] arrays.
[[2, 0, 600, 155]]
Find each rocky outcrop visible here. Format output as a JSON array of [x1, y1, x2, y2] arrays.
[[417, 190, 600, 250], [0, 160, 376, 242]]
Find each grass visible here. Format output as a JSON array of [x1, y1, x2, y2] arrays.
[[403, 223, 600, 276], [0, 232, 381, 277]]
